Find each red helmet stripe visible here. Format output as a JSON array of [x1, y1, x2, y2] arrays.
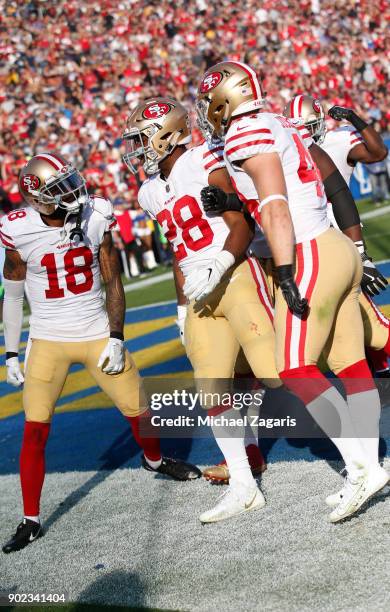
[[35, 153, 63, 170], [227, 61, 263, 99], [47, 152, 66, 166]]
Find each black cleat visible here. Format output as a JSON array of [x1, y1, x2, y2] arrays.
[[2, 519, 43, 554], [142, 455, 202, 481]]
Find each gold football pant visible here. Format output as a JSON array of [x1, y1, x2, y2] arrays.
[[359, 291, 390, 351], [185, 257, 279, 387], [23, 338, 146, 422], [275, 228, 365, 375]]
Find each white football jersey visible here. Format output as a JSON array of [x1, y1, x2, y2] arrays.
[[0, 197, 117, 341], [224, 112, 330, 244], [321, 126, 364, 186], [138, 141, 230, 276], [320, 126, 364, 228]]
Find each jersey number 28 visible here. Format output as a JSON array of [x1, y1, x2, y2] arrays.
[[156, 196, 214, 261], [41, 246, 93, 298]]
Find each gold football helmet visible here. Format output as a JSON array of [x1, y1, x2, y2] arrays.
[[196, 61, 266, 142], [19, 152, 88, 215], [283, 95, 326, 144], [123, 97, 192, 175]]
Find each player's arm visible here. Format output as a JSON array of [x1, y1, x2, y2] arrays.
[[3, 249, 26, 387], [310, 143, 388, 296], [209, 167, 253, 258], [310, 143, 361, 240], [183, 167, 253, 302], [97, 231, 126, 374], [328, 106, 388, 164], [241, 153, 307, 315]]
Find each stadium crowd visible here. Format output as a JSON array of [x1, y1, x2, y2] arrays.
[[0, 0, 389, 265]]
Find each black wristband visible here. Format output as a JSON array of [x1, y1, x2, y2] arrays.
[[6, 352, 18, 360], [276, 264, 294, 282], [110, 331, 124, 341], [226, 193, 244, 212], [349, 111, 368, 132]]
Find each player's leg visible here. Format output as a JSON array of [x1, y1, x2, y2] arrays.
[[202, 259, 275, 485], [275, 232, 379, 516], [186, 300, 265, 522], [359, 291, 390, 400], [3, 339, 71, 554], [83, 339, 200, 481], [324, 257, 389, 517]]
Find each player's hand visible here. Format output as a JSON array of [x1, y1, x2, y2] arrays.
[[280, 278, 308, 315], [183, 250, 235, 302], [97, 338, 125, 374], [6, 357, 24, 387], [175, 305, 187, 345], [328, 106, 353, 122], [200, 185, 229, 214], [277, 265, 308, 316], [361, 253, 388, 296]]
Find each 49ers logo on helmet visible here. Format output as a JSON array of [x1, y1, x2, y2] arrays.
[[199, 71, 223, 93], [312, 99, 322, 113], [142, 102, 171, 120], [21, 174, 40, 191]]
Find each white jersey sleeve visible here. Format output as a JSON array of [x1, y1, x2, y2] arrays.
[[321, 126, 364, 186]]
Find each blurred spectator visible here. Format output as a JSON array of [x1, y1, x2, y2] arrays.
[[112, 199, 145, 278], [0, 0, 389, 251], [366, 159, 390, 204]]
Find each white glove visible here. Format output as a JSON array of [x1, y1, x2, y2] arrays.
[[97, 338, 125, 374], [183, 250, 235, 302], [6, 357, 24, 387], [175, 304, 187, 345]]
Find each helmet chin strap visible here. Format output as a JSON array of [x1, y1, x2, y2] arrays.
[[69, 204, 84, 242]]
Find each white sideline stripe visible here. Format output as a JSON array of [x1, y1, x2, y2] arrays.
[[360, 205, 390, 220], [124, 271, 173, 293]]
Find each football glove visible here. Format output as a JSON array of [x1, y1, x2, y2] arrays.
[[360, 252, 388, 296], [200, 186, 243, 214], [183, 250, 235, 302], [277, 265, 308, 316], [97, 338, 125, 374], [328, 106, 368, 131], [175, 304, 187, 345], [328, 106, 354, 122], [6, 356, 24, 387]]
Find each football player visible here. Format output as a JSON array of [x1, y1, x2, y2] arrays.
[[1, 153, 201, 554], [284, 95, 390, 382], [196, 61, 389, 522], [123, 97, 279, 523]]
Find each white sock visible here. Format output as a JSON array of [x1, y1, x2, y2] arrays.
[[212, 410, 255, 488], [307, 386, 369, 473], [24, 515, 40, 524], [145, 456, 162, 470], [244, 404, 259, 449], [345, 389, 381, 468]]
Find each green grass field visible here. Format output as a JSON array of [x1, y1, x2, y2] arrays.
[[357, 199, 390, 261]]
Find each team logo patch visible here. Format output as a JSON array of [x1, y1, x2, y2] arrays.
[[21, 174, 40, 191], [142, 102, 171, 120], [312, 99, 322, 113], [199, 71, 223, 93]]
